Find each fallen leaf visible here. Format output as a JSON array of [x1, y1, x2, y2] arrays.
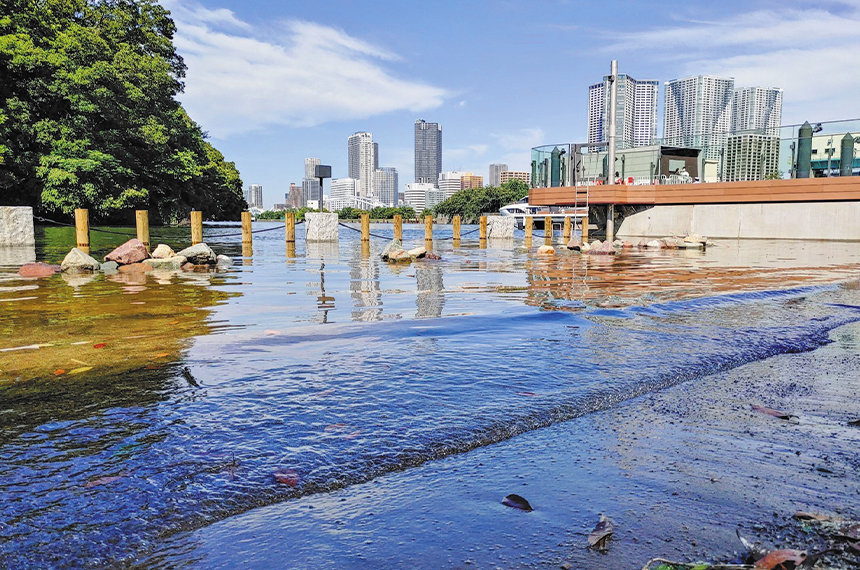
[[155, 352, 169, 358], [587, 514, 614, 550], [754, 549, 806, 569], [70, 358, 91, 365], [53, 369, 66, 376], [501, 493, 533, 512], [93, 343, 107, 349], [273, 468, 300, 487], [68, 366, 93, 375], [84, 475, 122, 488], [751, 404, 797, 420], [792, 511, 842, 522], [169, 320, 180, 325]]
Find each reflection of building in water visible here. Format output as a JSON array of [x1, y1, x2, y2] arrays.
[[349, 254, 382, 321], [415, 263, 444, 318]]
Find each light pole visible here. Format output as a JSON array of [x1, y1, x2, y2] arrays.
[[314, 164, 331, 211]]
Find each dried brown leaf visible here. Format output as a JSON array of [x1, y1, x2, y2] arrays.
[[754, 549, 806, 570], [587, 514, 613, 550]]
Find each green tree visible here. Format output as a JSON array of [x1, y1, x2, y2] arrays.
[[430, 180, 529, 223], [0, 0, 245, 223]]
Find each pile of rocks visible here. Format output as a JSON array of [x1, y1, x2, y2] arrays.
[[380, 239, 441, 263], [18, 238, 232, 278], [563, 233, 713, 255], [566, 238, 617, 255]]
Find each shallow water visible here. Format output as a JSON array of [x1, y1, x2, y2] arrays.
[[0, 223, 859, 567]]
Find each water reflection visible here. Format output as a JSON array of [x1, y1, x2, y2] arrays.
[[415, 262, 445, 318], [349, 250, 382, 322]]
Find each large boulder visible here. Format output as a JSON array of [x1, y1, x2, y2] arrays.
[[176, 243, 217, 265], [381, 239, 404, 261], [216, 254, 233, 268], [104, 238, 149, 265], [305, 212, 339, 241], [486, 216, 515, 239], [61, 248, 101, 272], [646, 239, 665, 249], [144, 255, 188, 271], [18, 262, 59, 278], [100, 261, 119, 274], [537, 245, 555, 255], [406, 246, 427, 259], [151, 244, 175, 259], [585, 240, 616, 255], [567, 238, 583, 251]]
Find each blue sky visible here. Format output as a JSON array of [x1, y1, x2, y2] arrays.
[[162, 0, 860, 208]]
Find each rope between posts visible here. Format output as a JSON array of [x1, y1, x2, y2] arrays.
[[337, 221, 390, 240]]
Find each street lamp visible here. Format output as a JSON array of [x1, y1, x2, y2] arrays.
[[314, 165, 331, 212]]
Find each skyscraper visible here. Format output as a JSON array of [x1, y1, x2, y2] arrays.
[[246, 184, 263, 210], [348, 132, 376, 198], [588, 74, 659, 149], [287, 182, 303, 209], [731, 87, 783, 135], [302, 158, 321, 206], [489, 163, 508, 187], [415, 119, 442, 185], [304, 157, 320, 179], [664, 75, 735, 160], [373, 167, 398, 206]]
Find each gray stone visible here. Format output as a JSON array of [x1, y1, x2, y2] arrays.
[[305, 212, 339, 241], [104, 238, 149, 265], [585, 240, 617, 255], [215, 254, 233, 268], [537, 245, 555, 255], [567, 237, 583, 250], [144, 255, 187, 271], [175, 243, 217, 264], [381, 239, 403, 261], [0, 206, 35, 246], [486, 215, 515, 239], [61, 248, 101, 272], [151, 244, 175, 259], [407, 246, 427, 259], [100, 261, 119, 274]]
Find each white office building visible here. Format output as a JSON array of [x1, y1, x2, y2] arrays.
[[723, 133, 780, 182], [347, 132, 376, 199], [438, 171, 468, 199], [404, 182, 444, 214], [489, 163, 508, 187], [373, 167, 398, 206], [731, 87, 783, 135], [664, 75, 734, 161], [588, 74, 659, 149], [245, 184, 263, 210], [330, 177, 358, 200]]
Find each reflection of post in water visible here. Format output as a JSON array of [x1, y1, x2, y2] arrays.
[[415, 263, 444, 318], [285, 242, 296, 259], [349, 251, 382, 321], [317, 261, 336, 322], [524, 216, 533, 248], [361, 240, 370, 258], [242, 242, 252, 264]]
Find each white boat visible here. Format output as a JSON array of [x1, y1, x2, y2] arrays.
[[499, 198, 587, 230]]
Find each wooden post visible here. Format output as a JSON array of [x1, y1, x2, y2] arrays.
[[135, 210, 150, 250], [285, 211, 296, 243], [241, 211, 252, 246], [74, 208, 89, 252], [582, 215, 589, 243], [393, 214, 403, 242], [424, 214, 433, 242], [479, 216, 488, 240], [191, 211, 203, 245], [524, 216, 533, 243], [563, 216, 571, 243], [544, 216, 553, 244], [361, 213, 370, 242], [452, 215, 461, 242]]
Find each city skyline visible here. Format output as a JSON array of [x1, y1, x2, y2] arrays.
[[162, 1, 860, 207]]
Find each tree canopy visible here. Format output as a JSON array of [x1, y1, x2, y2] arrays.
[[429, 179, 529, 223], [0, 0, 245, 223]]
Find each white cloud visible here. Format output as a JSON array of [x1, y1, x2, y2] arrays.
[[604, 6, 860, 122], [163, 2, 448, 137]]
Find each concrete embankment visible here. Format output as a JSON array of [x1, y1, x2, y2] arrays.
[[617, 201, 860, 240]]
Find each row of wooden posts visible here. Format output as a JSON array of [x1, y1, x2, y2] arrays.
[[72, 209, 589, 252]]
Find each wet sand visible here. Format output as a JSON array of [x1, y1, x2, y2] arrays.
[[146, 302, 860, 568]]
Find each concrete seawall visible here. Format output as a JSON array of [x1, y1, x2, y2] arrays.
[[617, 202, 860, 241]]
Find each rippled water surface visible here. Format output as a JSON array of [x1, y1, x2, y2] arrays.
[[1, 223, 859, 567]]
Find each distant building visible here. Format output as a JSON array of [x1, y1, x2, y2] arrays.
[[330, 177, 358, 200], [404, 182, 443, 214], [302, 178, 321, 205], [287, 183, 303, 209], [664, 75, 734, 161], [415, 119, 442, 184], [588, 74, 659, 149], [272, 203, 286, 211], [723, 133, 780, 181], [348, 132, 376, 199], [373, 167, 399, 206], [246, 184, 263, 210], [731, 87, 783, 135], [499, 171, 530, 186], [489, 163, 508, 187], [461, 174, 483, 190], [438, 171, 468, 199], [305, 157, 320, 179]]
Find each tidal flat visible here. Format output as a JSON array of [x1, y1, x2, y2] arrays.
[[1, 223, 859, 568]]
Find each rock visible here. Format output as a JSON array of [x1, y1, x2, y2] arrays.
[[100, 261, 119, 274], [381, 239, 404, 261], [18, 262, 59, 278], [646, 239, 664, 249], [61, 248, 101, 272], [175, 243, 217, 265], [144, 255, 187, 271], [613, 239, 623, 247], [215, 254, 233, 268], [590, 240, 602, 250], [305, 212, 339, 241], [486, 216, 515, 239], [580, 242, 592, 252], [151, 244, 175, 259], [104, 238, 149, 265], [390, 250, 412, 263], [118, 262, 149, 274], [406, 246, 427, 259], [537, 245, 555, 255], [424, 252, 441, 260], [637, 239, 649, 248], [566, 238, 583, 251], [621, 241, 633, 249], [0, 206, 35, 246], [182, 262, 195, 271], [586, 240, 617, 255]]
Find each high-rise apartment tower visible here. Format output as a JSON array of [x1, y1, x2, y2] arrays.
[[415, 119, 442, 185], [373, 167, 399, 206], [664, 75, 734, 161], [348, 132, 376, 199], [588, 74, 658, 149], [731, 87, 783, 135]]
